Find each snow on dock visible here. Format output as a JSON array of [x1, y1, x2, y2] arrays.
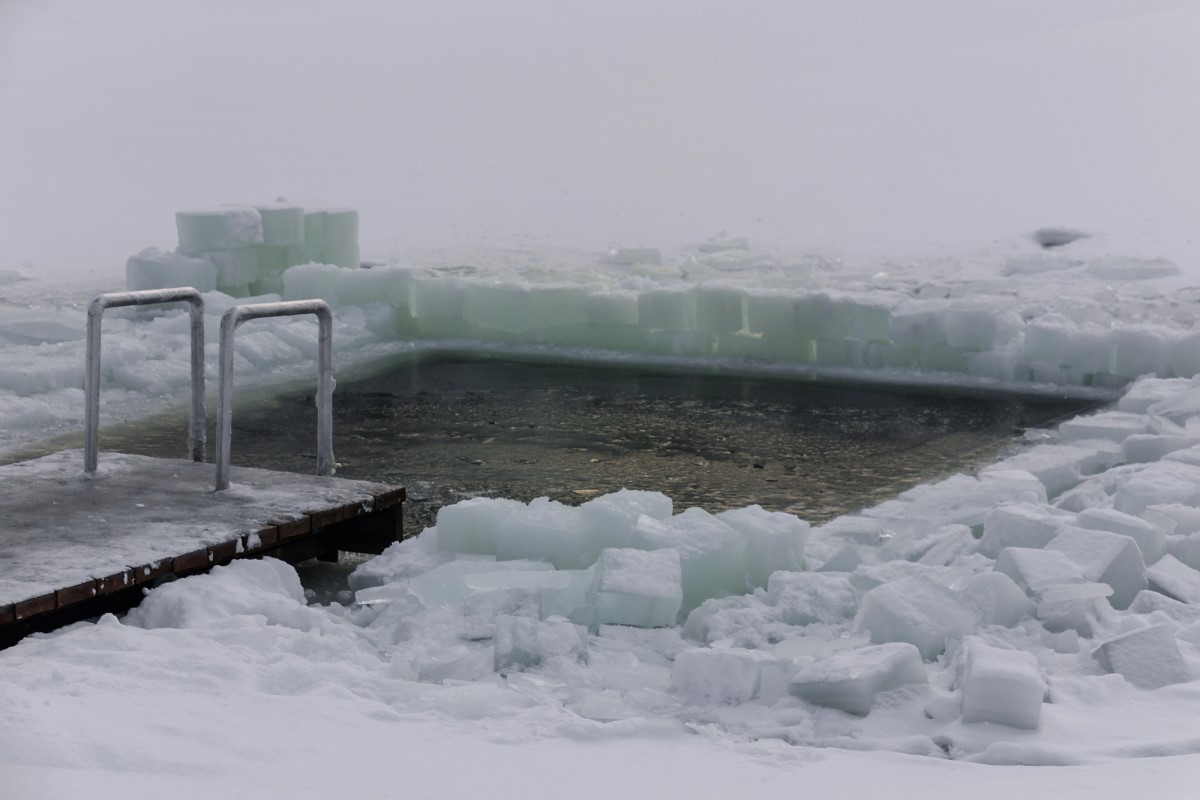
[[0, 449, 403, 642]]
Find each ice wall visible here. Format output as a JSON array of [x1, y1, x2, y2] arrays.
[[114, 208, 1200, 397], [240, 256, 1197, 393]]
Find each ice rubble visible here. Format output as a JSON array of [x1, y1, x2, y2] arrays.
[[8, 373, 1200, 767], [263, 372, 1194, 761]]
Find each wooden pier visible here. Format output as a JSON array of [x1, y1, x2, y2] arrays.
[[0, 449, 404, 648]]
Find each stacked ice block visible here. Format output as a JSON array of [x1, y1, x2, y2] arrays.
[[127, 203, 360, 297]]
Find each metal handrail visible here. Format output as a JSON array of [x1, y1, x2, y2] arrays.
[[215, 300, 334, 491], [85, 288, 205, 474]]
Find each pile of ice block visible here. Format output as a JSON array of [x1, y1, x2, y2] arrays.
[[126, 203, 359, 297]]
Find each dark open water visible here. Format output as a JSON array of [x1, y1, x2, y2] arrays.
[[34, 353, 1095, 534]]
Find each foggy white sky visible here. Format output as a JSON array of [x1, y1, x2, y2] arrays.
[[1, 0, 1197, 278]]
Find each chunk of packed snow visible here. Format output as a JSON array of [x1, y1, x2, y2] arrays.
[[958, 638, 1046, 730], [1093, 623, 1191, 690], [591, 548, 683, 629], [125, 557, 317, 631], [788, 642, 927, 715]]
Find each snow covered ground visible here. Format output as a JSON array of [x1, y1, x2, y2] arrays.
[[4, 1, 1200, 798]]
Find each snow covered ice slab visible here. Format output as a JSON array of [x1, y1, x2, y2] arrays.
[[494, 498, 586, 569], [766, 571, 859, 626], [977, 502, 1072, 558], [493, 614, 587, 673], [176, 207, 263, 251], [1046, 528, 1147, 610], [462, 281, 533, 333], [959, 572, 1034, 628], [591, 548, 683, 628], [1113, 461, 1200, 517], [254, 203, 305, 247], [788, 642, 926, 715], [1058, 411, 1151, 444], [671, 646, 793, 704], [864, 473, 1011, 529], [579, 489, 673, 559], [983, 445, 1109, 498], [403, 559, 554, 609], [715, 504, 809, 588], [1128, 588, 1200, 625], [993, 547, 1088, 598], [958, 638, 1046, 730], [435, 497, 527, 556], [126, 247, 217, 292], [632, 508, 748, 614], [855, 577, 977, 660], [320, 208, 359, 269], [1122, 434, 1200, 464], [693, 285, 745, 333], [204, 247, 260, 289], [1075, 508, 1168, 565], [1093, 623, 1191, 690], [1146, 554, 1200, 604]]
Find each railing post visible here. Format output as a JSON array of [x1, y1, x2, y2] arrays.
[[215, 300, 334, 491], [84, 288, 206, 475]]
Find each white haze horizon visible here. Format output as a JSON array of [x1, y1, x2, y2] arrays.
[[2, 0, 1199, 281]]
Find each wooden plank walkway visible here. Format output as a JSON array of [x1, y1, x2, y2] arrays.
[[0, 449, 404, 646]]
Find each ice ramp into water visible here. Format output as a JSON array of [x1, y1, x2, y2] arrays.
[[0, 449, 404, 647]]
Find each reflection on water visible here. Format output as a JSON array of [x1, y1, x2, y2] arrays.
[[57, 353, 1095, 534]]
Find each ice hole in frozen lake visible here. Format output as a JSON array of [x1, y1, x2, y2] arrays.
[[78, 352, 1094, 547]]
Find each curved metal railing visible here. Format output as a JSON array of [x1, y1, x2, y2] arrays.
[[215, 300, 334, 491], [85, 288, 205, 474]]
